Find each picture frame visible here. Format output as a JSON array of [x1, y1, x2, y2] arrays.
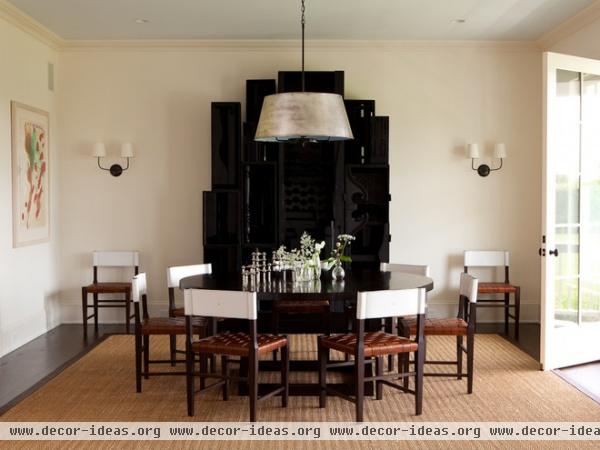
[[11, 101, 50, 247]]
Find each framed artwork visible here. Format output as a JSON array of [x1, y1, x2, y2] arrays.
[[11, 101, 50, 247]]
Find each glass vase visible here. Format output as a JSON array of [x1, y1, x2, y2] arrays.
[[332, 260, 345, 281]]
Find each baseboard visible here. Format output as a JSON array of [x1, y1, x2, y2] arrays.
[[0, 314, 61, 358]]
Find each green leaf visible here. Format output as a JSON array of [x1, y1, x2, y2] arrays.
[[340, 255, 352, 263]]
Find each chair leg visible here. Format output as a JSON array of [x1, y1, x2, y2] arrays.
[[125, 292, 131, 334], [375, 357, 383, 400], [402, 353, 410, 390], [81, 288, 88, 340], [135, 331, 142, 393], [467, 332, 475, 394], [199, 354, 207, 390], [457, 335, 463, 380], [169, 335, 177, 366], [504, 293, 509, 336], [318, 339, 327, 408], [355, 353, 365, 422], [249, 353, 258, 422], [281, 346, 289, 408], [385, 318, 394, 370], [186, 349, 195, 417], [514, 287, 521, 341], [221, 355, 229, 401], [143, 336, 149, 379], [272, 310, 280, 361], [415, 347, 424, 416], [93, 293, 99, 334], [399, 327, 410, 389]]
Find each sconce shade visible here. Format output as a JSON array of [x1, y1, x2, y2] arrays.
[[467, 143, 480, 159], [121, 142, 134, 158], [93, 142, 107, 158], [494, 143, 507, 159], [254, 92, 353, 142]]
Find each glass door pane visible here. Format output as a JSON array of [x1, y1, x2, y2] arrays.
[[554, 69, 581, 327], [581, 73, 600, 324]]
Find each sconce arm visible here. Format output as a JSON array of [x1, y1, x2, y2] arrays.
[[490, 158, 503, 171], [97, 157, 110, 171]]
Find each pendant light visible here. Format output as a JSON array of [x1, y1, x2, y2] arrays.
[[254, 0, 353, 143]]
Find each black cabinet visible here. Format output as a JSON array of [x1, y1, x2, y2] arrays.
[[211, 103, 241, 188], [246, 79, 276, 123], [243, 162, 278, 245], [204, 71, 390, 272], [278, 71, 344, 95]]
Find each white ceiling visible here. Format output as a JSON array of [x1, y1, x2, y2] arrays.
[[7, 0, 596, 41]]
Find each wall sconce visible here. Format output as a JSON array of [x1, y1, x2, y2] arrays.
[[468, 143, 507, 177], [93, 142, 134, 177]]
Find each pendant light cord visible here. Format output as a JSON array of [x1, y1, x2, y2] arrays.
[[301, 0, 305, 92]]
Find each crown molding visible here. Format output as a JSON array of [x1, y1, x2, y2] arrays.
[[61, 38, 540, 53], [0, 0, 539, 54], [0, 0, 63, 49], [538, 0, 600, 49]]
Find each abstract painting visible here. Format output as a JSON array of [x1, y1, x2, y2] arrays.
[[11, 101, 50, 247]]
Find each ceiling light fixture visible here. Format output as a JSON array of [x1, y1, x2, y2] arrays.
[[135, 18, 150, 24], [254, 0, 353, 143], [452, 19, 467, 24]]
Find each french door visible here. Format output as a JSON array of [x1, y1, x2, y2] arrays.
[[541, 52, 600, 370]]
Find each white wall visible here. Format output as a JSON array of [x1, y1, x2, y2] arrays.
[[0, 16, 60, 356], [57, 42, 542, 323], [548, 17, 600, 59]]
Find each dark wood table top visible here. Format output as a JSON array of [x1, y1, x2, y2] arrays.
[[180, 269, 434, 300]]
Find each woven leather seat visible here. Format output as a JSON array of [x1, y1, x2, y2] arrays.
[[402, 317, 468, 336], [273, 299, 330, 314], [192, 332, 287, 356], [171, 307, 185, 317], [84, 282, 131, 294], [140, 316, 208, 335], [478, 282, 518, 294], [320, 331, 418, 357]]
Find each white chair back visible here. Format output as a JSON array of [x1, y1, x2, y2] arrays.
[[380, 263, 430, 277], [464, 251, 509, 268], [184, 289, 257, 320], [167, 263, 212, 288], [460, 272, 478, 303], [93, 251, 139, 267], [356, 288, 426, 320], [132, 273, 147, 303]]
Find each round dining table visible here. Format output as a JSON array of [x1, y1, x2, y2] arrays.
[[179, 269, 434, 396], [179, 269, 434, 299]]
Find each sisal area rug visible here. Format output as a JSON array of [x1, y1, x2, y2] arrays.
[[1, 334, 600, 449]]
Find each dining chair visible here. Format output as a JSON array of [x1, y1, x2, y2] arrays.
[[271, 261, 330, 360], [318, 288, 426, 422], [379, 262, 430, 370], [464, 250, 520, 340], [399, 272, 478, 393], [184, 288, 289, 422], [81, 251, 139, 338], [167, 263, 213, 365], [132, 273, 207, 393], [271, 300, 330, 359]]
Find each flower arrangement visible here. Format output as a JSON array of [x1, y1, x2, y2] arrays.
[[324, 234, 355, 281], [275, 232, 325, 282]]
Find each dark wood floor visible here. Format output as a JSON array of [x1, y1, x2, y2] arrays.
[[0, 322, 596, 415], [0, 324, 124, 415]]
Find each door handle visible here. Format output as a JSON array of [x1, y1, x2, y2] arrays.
[[548, 248, 559, 257]]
